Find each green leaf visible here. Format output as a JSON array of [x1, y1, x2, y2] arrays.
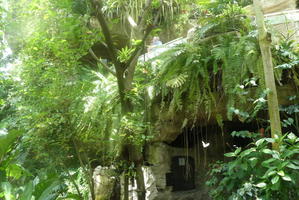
[[255, 138, 266, 146], [231, 130, 251, 138], [265, 138, 275, 143], [6, 164, 24, 179], [256, 182, 266, 188], [287, 132, 296, 140], [240, 148, 256, 157], [262, 169, 277, 179], [249, 157, 258, 167], [268, 170, 277, 177], [271, 176, 279, 184], [234, 147, 241, 155], [261, 158, 276, 167], [19, 181, 34, 200], [58, 193, 82, 200], [282, 175, 292, 182], [272, 151, 280, 159], [224, 152, 235, 157], [1, 182, 14, 200], [0, 129, 22, 160], [34, 177, 61, 200], [262, 149, 272, 154], [277, 171, 285, 177], [37, 180, 60, 200], [287, 163, 299, 170]]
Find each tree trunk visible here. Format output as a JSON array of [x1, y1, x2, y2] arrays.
[[111, 178, 121, 200], [91, 2, 149, 199], [253, 0, 282, 150], [123, 174, 129, 200]]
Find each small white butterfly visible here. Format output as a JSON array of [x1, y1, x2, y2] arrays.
[[202, 141, 210, 148]]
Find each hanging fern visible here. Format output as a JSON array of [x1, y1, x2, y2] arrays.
[[166, 73, 188, 88], [144, 2, 299, 128]]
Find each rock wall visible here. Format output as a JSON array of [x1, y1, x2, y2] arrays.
[[261, 0, 296, 14], [93, 166, 119, 200], [245, 0, 297, 14], [144, 142, 213, 200], [142, 124, 227, 200], [265, 10, 299, 42]]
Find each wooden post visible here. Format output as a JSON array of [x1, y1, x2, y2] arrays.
[[253, 0, 282, 150]]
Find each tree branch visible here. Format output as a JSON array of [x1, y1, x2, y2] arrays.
[[91, 0, 119, 66], [89, 49, 116, 76], [137, 0, 153, 25], [126, 9, 161, 68]]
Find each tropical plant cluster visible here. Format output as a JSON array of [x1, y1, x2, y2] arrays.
[[207, 133, 299, 200]]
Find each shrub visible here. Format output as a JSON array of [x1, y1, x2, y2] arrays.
[[206, 133, 299, 200]]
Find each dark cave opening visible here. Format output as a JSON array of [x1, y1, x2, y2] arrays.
[[163, 121, 266, 192], [167, 121, 262, 150], [167, 125, 222, 149], [166, 156, 196, 191]]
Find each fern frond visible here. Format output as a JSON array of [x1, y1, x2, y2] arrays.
[[166, 73, 188, 88]]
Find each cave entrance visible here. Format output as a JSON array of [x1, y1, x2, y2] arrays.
[[167, 156, 195, 191]]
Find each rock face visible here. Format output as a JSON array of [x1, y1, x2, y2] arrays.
[[144, 142, 213, 200], [261, 0, 297, 14], [245, 0, 299, 44], [128, 167, 159, 200], [246, 0, 297, 14], [143, 167, 159, 200], [93, 166, 118, 200], [142, 124, 228, 200], [266, 10, 299, 42]]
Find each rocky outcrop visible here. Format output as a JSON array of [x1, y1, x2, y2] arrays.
[[245, 0, 297, 15], [93, 166, 119, 200]]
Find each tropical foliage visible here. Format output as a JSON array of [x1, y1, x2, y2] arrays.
[[149, 2, 299, 124], [0, 0, 299, 199], [207, 133, 299, 200]]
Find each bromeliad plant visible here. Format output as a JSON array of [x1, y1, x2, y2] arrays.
[[206, 133, 299, 200]]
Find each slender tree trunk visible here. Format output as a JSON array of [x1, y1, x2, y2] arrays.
[[111, 177, 121, 200], [91, 2, 150, 199], [124, 174, 129, 200], [115, 69, 134, 113], [118, 65, 146, 200], [254, 0, 282, 150]]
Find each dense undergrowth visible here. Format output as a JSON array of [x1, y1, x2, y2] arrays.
[[207, 133, 299, 200]]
